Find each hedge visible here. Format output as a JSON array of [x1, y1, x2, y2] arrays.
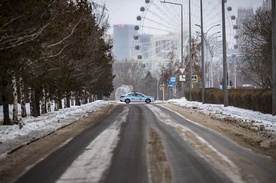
[[185, 88, 272, 114]]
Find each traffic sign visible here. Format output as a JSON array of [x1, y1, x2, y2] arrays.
[[191, 74, 198, 83], [159, 84, 165, 91], [167, 76, 176, 86], [179, 75, 186, 81], [179, 67, 185, 74], [168, 75, 176, 86]]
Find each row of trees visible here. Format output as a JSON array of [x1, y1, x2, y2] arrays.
[[0, 0, 114, 125]]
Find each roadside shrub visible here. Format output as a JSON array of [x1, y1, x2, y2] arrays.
[[205, 88, 223, 104], [185, 88, 272, 114]]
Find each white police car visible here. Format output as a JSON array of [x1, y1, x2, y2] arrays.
[[120, 92, 154, 104]]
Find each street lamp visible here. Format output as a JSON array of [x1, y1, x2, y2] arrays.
[[222, 0, 228, 106], [200, 0, 205, 103], [206, 24, 220, 35], [160, 1, 184, 97], [195, 22, 220, 91], [231, 54, 237, 88], [208, 31, 221, 42], [208, 34, 221, 87], [206, 31, 220, 87], [188, 0, 192, 101]]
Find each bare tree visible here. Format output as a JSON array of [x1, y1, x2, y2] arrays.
[[113, 59, 148, 91], [184, 37, 201, 88], [238, 8, 272, 88], [160, 48, 181, 98]]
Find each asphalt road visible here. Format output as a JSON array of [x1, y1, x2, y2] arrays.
[[14, 104, 276, 183]]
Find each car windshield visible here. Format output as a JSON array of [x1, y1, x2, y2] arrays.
[[134, 92, 145, 97]]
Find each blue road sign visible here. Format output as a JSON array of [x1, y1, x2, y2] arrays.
[[168, 75, 176, 86]]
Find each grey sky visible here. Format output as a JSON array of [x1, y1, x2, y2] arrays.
[[93, 0, 263, 33]]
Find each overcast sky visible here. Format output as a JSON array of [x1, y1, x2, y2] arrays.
[[93, 0, 264, 33]]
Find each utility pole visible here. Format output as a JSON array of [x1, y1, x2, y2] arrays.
[[189, 0, 192, 101], [180, 3, 184, 98], [222, 0, 228, 107], [200, 0, 205, 103]]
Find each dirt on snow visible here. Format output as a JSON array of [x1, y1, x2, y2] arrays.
[[163, 103, 276, 160], [0, 103, 275, 183]]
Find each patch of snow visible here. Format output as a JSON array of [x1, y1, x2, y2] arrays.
[[57, 107, 129, 183], [168, 98, 276, 133], [0, 100, 112, 158], [147, 104, 244, 183]]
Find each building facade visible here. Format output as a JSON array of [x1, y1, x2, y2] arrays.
[[236, 8, 254, 51], [113, 24, 138, 60], [262, 0, 272, 11]]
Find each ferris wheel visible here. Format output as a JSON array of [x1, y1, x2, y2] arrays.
[[134, 0, 238, 62]]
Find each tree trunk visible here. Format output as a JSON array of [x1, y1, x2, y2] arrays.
[[31, 89, 38, 117], [2, 92, 11, 125], [93, 95, 97, 101], [84, 90, 88, 104], [66, 94, 71, 108], [46, 90, 51, 112], [54, 95, 59, 111], [20, 78, 27, 117], [35, 91, 40, 116], [12, 73, 18, 124], [1, 76, 11, 125], [75, 90, 81, 106], [29, 87, 33, 117], [88, 95, 92, 103], [71, 91, 74, 106], [81, 89, 85, 104], [47, 100, 51, 113], [41, 87, 46, 114], [58, 98, 62, 110]]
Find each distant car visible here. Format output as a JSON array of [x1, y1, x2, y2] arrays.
[[120, 92, 155, 104]]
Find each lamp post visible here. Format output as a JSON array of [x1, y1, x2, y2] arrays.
[[207, 31, 220, 87], [194, 0, 206, 102], [160, 0, 184, 97], [195, 21, 220, 92], [209, 34, 221, 87], [188, 0, 192, 101], [206, 24, 220, 35], [222, 0, 228, 107], [205, 30, 219, 88], [232, 54, 237, 88], [208, 31, 221, 42]]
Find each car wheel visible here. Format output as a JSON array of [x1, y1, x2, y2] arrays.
[[125, 99, 130, 104], [145, 99, 151, 104]]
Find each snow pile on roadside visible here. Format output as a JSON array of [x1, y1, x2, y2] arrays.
[[168, 98, 276, 133], [0, 100, 111, 144]]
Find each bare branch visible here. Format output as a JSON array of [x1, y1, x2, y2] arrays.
[[46, 16, 83, 48]]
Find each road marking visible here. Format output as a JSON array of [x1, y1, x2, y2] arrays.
[[147, 105, 244, 183], [56, 108, 129, 183]]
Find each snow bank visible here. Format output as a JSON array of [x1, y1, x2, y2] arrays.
[[168, 98, 276, 133], [0, 100, 111, 157]]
